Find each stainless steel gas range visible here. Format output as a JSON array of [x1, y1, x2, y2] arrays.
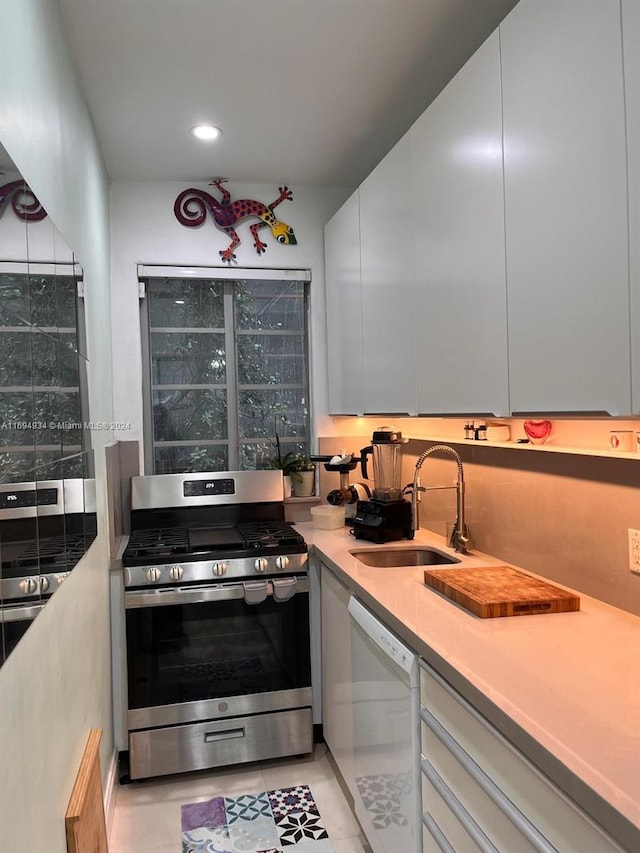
[[122, 470, 312, 780]]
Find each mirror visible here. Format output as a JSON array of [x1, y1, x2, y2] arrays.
[[0, 143, 93, 665]]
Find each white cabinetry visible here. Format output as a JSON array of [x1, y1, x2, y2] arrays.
[[420, 661, 625, 853], [412, 31, 509, 417], [623, 0, 640, 413], [500, 0, 630, 415], [359, 132, 417, 414], [320, 564, 354, 789], [324, 191, 364, 414]]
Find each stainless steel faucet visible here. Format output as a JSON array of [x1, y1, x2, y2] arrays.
[[405, 444, 470, 553]]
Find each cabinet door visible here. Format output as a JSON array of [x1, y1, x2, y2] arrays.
[[359, 133, 418, 414], [623, 0, 640, 413], [324, 191, 364, 414], [412, 31, 509, 417], [501, 0, 630, 414], [320, 564, 354, 790]]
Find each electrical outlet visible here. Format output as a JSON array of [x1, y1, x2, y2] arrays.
[[628, 529, 640, 574]]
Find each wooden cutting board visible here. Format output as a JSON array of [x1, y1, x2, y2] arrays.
[[423, 565, 580, 618], [65, 728, 108, 853]]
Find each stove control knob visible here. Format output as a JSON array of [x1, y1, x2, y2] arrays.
[[19, 578, 38, 595], [39, 576, 50, 593], [56, 573, 68, 586], [275, 555, 290, 571], [146, 567, 162, 583], [254, 557, 269, 573], [169, 565, 184, 581], [212, 562, 227, 577]]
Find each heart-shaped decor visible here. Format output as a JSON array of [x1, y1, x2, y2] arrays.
[[524, 419, 552, 445]]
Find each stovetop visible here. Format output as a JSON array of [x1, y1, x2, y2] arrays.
[[123, 521, 307, 567]]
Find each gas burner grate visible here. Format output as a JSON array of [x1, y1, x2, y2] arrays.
[[1, 534, 89, 573], [126, 527, 190, 558], [236, 521, 305, 549]]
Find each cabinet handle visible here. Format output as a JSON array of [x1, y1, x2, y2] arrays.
[[423, 811, 456, 853], [421, 707, 557, 853], [422, 757, 500, 853]]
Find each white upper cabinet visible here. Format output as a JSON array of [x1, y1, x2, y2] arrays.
[[623, 0, 640, 414], [412, 31, 509, 416], [500, 0, 630, 414], [324, 190, 364, 415], [359, 132, 418, 414]]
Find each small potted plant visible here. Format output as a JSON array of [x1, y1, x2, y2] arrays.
[[284, 452, 316, 497], [271, 448, 316, 498]]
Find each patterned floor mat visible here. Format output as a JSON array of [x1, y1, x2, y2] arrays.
[[181, 784, 335, 852]]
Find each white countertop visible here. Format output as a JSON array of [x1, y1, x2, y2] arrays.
[[301, 522, 640, 849]]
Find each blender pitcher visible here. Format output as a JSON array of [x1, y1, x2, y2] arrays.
[[360, 426, 408, 502]]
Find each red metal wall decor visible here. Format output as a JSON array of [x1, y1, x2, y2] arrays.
[[0, 180, 47, 221], [174, 178, 297, 262]]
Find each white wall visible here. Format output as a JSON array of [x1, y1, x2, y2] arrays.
[[0, 2, 114, 851], [109, 180, 351, 459]]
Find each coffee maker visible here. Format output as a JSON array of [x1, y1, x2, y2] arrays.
[[352, 427, 413, 542]]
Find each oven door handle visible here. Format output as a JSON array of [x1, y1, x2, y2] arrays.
[[1, 603, 46, 622], [125, 575, 309, 609]]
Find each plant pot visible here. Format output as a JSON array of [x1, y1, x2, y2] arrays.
[[291, 469, 315, 497], [283, 474, 292, 498]]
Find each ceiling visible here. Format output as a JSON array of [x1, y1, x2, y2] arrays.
[[56, 0, 517, 188]]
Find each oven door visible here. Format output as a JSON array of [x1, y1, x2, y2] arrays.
[[125, 576, 311, 730], [1, 603, 45, 665]]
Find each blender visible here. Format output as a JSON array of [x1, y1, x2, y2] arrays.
[[352, 426, 413, 542]]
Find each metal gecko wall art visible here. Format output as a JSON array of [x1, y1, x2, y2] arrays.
[[0, 180, 47, 221], [174, 178, 297, 262]]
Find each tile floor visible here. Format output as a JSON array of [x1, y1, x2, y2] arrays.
[[108, 744, 372, 853]]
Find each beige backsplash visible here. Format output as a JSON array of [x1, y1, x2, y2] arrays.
[[318, 434, 640, 617]]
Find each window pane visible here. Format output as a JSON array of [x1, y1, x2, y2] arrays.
[[0, 393, 34, 446], [148, 278, 224, 328], [152, 389, 228, 441], [154, 444, 229, 475], [238, 389, 308, 440], [235, 280, 305, 331], [151, 332, 226, 385], [242, 440, 307, 471], [237, 333, 306, 386]]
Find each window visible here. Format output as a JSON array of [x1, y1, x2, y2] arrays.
[[0, 264, 87, 482], [139, 267, 311, 474]]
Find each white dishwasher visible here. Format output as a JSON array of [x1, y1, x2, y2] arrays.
[[348, 596, 421, 853]]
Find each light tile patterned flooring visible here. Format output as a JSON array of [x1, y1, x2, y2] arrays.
[[108, 744, 372, 853]]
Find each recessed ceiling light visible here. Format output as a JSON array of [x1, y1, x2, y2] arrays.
[[191, 124, 222, 141]]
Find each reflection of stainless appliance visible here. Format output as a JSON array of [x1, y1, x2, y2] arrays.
[[122, 470, 312, 781], [311, 453, 371, 521], [0, 478, 96, 666], [353, 427, 413, 542], [0, 479, 93, 602]]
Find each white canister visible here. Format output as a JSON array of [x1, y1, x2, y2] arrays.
[[608, 430, 634, 452]]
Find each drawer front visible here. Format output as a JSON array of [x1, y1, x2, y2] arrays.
[[129, 707, 312, 779], [420, 662, 625, 853], [422, 761, 496, 853], [422, 723, 540, 853]]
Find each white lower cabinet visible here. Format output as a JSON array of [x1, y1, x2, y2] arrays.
[[320, 564, 354, 790], [419, 660, 625, 853]]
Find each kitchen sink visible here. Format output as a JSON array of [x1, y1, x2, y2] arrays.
[[349, 547, 461, 567]]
